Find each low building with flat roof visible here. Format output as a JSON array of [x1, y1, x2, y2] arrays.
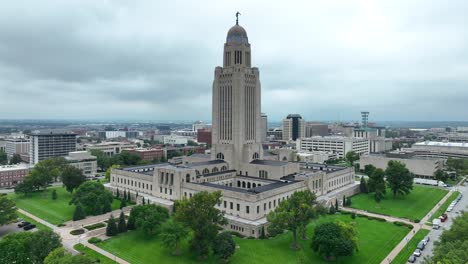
[[0, 163, 32, 188], [65, 151, 97, 177]]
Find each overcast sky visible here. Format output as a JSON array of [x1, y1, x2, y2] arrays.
[[0, 0, 467, 122]]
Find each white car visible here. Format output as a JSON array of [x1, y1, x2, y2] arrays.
[[413, 249, 422, 257]]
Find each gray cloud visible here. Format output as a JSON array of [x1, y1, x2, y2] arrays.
[[0, 0, 467, 121]]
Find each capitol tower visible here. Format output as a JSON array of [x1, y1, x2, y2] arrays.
[[211, 15, 264, 171]]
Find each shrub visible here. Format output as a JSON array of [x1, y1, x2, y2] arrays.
[[57, 223, 66, 227], [73, 204, 86, 221], [227, 231, 245, 238], [351, 212, 356, 219], [88, 237, 102, 244], [413, 219, 420, 223], [84, 222, 106, 231], [70, 229, 85, 235]]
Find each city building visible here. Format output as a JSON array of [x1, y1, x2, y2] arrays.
[[64, 151, 98, 178], [197, 129, 212, 146], [161, 135, 188, 146], [406, 141, 468, 159], [0, 140, 5, 152], [359, 152, 443, 178], [84, 142, 137, 156], [192, 121, 209, 132], [5, 137, 30, 158], [29, 131, 77, 165], [282, 114, 305, 141], [267, 128, 283, 140], [296, 151, 338, 164], [305, 122, 328, 137], [98, 131, 141, 139], [297, 136, 370, 158], [0, 163, 32, 188], [352, 112, 392, 153], [108, 17, 357, 237], [126, 148, 164, 161], [260, 113, 268, 142]]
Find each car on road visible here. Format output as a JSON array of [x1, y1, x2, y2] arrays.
[[417, 241, 425, 250], [408, 255, 417, 263], [23, 224, 36, 231], [440, 213, 448, 222], [17, 221, 30, 228], [413, 249, 422, 257]]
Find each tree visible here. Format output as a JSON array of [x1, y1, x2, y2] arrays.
[[127, 205, 145, 230], [44, 247, 95, 264], [267, 191, 318, 249], [175, 191, 227, 259], [367, 168, 386, 202], [73, 204, 85, 221], [14, 179, 34, 196], [105, 164, 121, 182], [102, 198, 112, 213], [359, 177, 368, 193], [434, 169, 448, 182], [120, 198, 127, 209], [346, 197, 352, 206], [116, 188, 120, 198], [135, 204, 170, 235], [311, 221, 357, 261], [92, 202, 102, 216], [385, 160, 413, 198], [118, 211, 127, 233], [0, 150, 7, 165], [0, 195, 16, 225], [342, 195, 346, 207], [51, 189, 57, 200], [213, 232, 236, 262], [345, 151, 359, 166], [160, 220, 189, 255], [9, 154, 22, 165], [90, 149, 109, 171], [335, 200, 338, 211], [61, 165, 86, 193], [363, 164, 376, 176], [106, 215, 118, 236], [70, 181, 113, 215], [142, 197, 146, 205]]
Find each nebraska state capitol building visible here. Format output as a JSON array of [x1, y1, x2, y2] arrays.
[[108, 18, 358, 237]]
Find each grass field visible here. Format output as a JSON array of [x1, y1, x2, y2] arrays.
[[97, 214, 409, 264], [392, 229, 429, 264], [350, 185, 448, 221], [430, 191, 460, 221], [9, 186, 120, 225], [74, 244, 115, 264]]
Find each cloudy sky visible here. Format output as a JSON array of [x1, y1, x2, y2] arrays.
[[0, 0, 467, 122]]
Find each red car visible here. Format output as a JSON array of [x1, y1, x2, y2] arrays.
[[439, 213, 448, 222]]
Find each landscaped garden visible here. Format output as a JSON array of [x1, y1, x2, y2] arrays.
[[350, 185, 448, 221], [95, 213, 410, 264], [392, 229, 429, 264], [9, 186, 120, 225]]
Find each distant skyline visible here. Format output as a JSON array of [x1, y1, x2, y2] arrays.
[[0, 1, 467, 121]]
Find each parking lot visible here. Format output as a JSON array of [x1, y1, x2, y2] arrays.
[[412, 184, 467, 263], [0, 219, 38, 238]]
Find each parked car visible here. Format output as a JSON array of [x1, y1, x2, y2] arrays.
[[408, 255, 417, 263], [417, 241, 425, 250], [17, 221, 30, 228], [440, 213, 448, 222], [23, 224, 36, 231], [413, 249, 422, 257], [424, 236, 430, 243], [422, 236, 430, 245]]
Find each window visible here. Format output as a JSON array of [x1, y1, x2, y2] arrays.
[[237, 204, 240, 211], [160, 187, 162, 193], [224, 201, 227, 208], [212, 167, 219, 173], [221, 165, 228, 171], [269, 201, 271, 209], [169, 189, 172, 195], [216, 153, 224, 160], [164, 188, 167, 194], [186, 174, 190, 183], [264, 203, 266, 210], [203, 168, 210, 174], [230, 202, 233, 210], [252, 152, 259, 160], [246, 206, 250, 214]]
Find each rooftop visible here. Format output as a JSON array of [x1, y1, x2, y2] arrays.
[[186, 159, 227, 168], [250, 159, 288, 167], [414, 141, 468, 148], [0, 163, 32, 171], [29, 130, 76, 136], [199, 178, 297, 194]]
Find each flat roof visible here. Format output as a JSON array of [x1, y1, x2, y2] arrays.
[[186, 160, 226, 167], [199, 179, 297, 194], [0, 163, 32, 171], [29, 130, 76, 136], [250, 159, 288, 167], [414, 141, 468, 148]]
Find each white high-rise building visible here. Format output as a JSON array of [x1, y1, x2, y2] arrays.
[[211, 20, 263, 170]]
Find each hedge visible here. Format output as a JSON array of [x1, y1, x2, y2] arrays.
[[88, 237, 102, 244], [84, 222, 106, 231], [70, 229, 86, 235]]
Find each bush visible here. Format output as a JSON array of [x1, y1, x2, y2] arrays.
[[57, 223, 66, 227], [227, 231, 245, 238], [393, 221, 413, 229], [413, 219, 420, 223], [366, 216, 387, 222], [88, 237, 102, 244], [84, 222, 106, 231], [70, 229, 85, 235], [351, 212, 356, 219]]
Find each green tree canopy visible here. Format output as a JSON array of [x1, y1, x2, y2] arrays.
[[160, 220, 189, 255], [70, 181, 113, 215], [367, 168, 386, 202], [311, 221, 358, 261], [106, 215, 118, 236], [345, 151, 359, 166], [118, 211, 127, 233], [433, 169, 448, 182], [359, 177, 368, 193], [61, 165, 86, 193], [385, 160, 413, 198], [0, 195, 16, 225], [105, 164, 121, 182], [175, 191, 227, 259], [363, 164, 376, 176], [0, 150, 7, 165], [213, 232, 236, 261], [135, 204, 169, 235], [44, 247, 95, 264], [9, 154, 22, 165]]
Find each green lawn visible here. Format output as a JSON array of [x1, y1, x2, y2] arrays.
[[97, 214, 409, 264], [74, 244, 115, 264], [9, 186, 120, 225], [430, 191, 460, 221], [350, 185, 448, 221], [393, 229, 429, 264]]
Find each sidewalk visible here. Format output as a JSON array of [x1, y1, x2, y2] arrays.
[[379, 189, 453, 264], [340, 207, 417, 227]]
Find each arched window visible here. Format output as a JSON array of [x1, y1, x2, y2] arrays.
[[253, 183, 256, 188], [212, 167, 219, 173], [282, 156, 288, 161], [237, 181, 241, 187], [242, 181, 246, 188], [203, 168, 210, 175], [216, 153, 225, 160], [221, 165, 228, 171], [247, 182, 251, 188], [195, 170, 200, 176], [252, 152, 259, 160]]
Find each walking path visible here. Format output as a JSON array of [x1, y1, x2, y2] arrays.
[[83, 241, 130, 264], [340, 207, 424, 228], [379, 189, 454, 264]]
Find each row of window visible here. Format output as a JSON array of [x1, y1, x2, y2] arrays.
[[116, 177, 153, 191]]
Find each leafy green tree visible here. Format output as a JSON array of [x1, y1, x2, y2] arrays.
[[118, 211, 127, 233], [135, 204, 169, 235], [120, 198, 127, 209], [311, 221, 357, 261], [105, 164, 121, 182], [160, 220, 189, 255], [0, 195, 16, 225], [363, 164, 376, 176], [51, 189, 57, 200], [359, 177, 368, 193], [102, 198, 112, 213], [106, 215, 118, 236], [345, 151, 359, 166], [367, 168, 386, 202], [127, 205, 145, 230], [70, 181, 113, 215], [0, 150, 8, 165], [267, 190, 318, 248], [116, 188, 120, 198], [73, 204, 85, 221], [61, 165, 86, 193], [385, 160, 413, 198], [44, 247, 95, 264], [335, 200, 338, 211], [213, 232, 236, 262], [9, 154, 22, 165], [92, 202, 102, 216], [90, 150, 109, 171], [329, 204, 336, 214], [433, 169, 448, 182], [175, 191, 227, 259], [14, 179, 34, 196], [342, 195, 346, 207]]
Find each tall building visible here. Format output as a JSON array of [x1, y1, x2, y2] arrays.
[[297, 136, 370, 158], [260, 113, 268, 142], [305, 122, 328, 137], [282, 114, 305, 141], [5, 138, 30, 158], [29, 131, 77, 165], [211, 19, 264, 170]]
